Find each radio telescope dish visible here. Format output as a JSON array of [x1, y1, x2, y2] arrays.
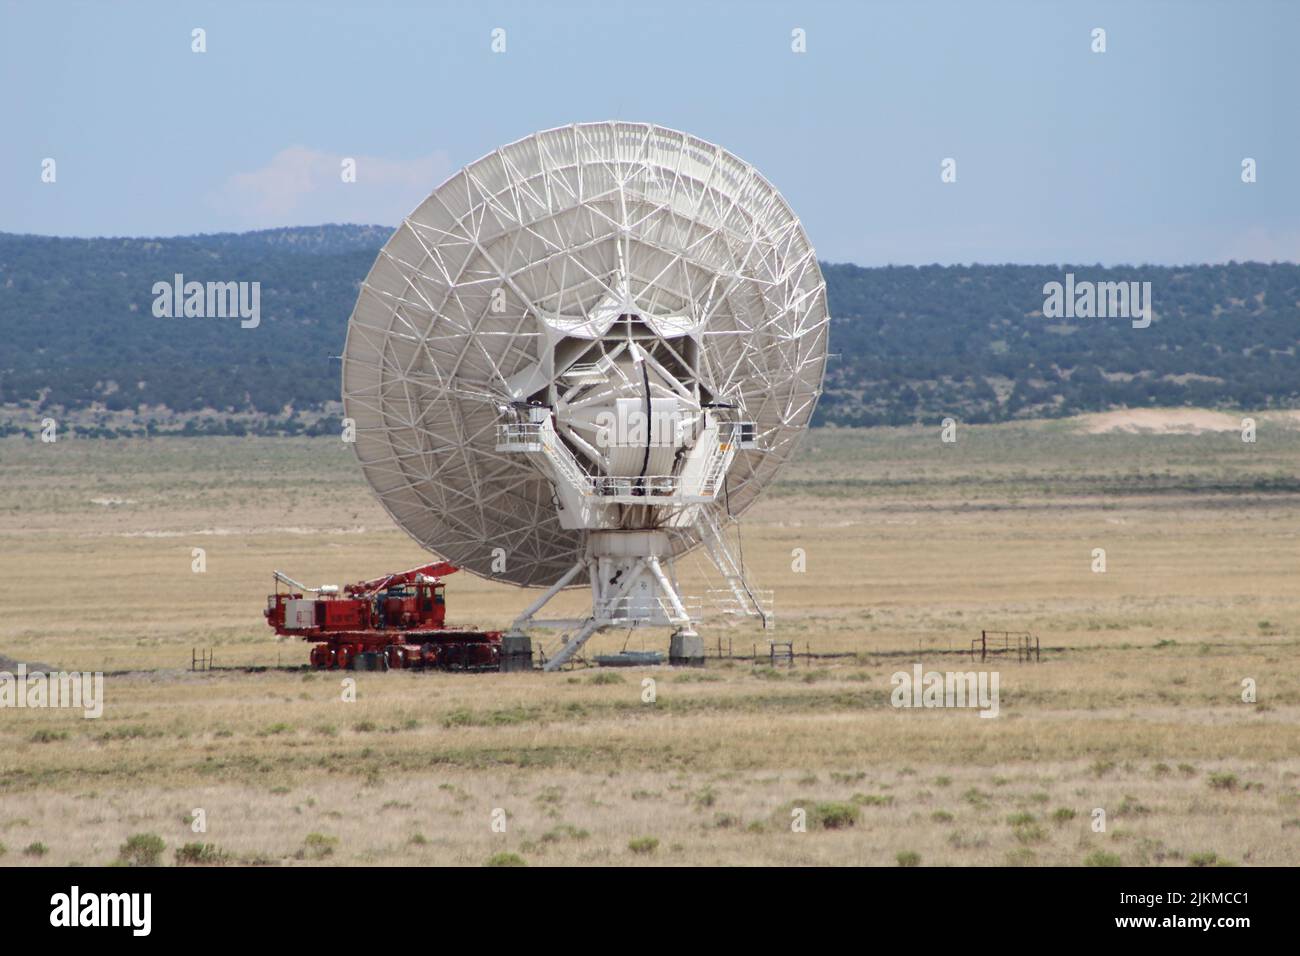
[[343, 122, 828, 668]]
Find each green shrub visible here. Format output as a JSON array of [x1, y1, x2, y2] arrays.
[[23, 842, 49, 858], [298, 833, 338, 860], [484, 852, 527, 867], [628, 837, 659, 855], [896, 850, 921, 867], [1084, 850, 1121, 867], [117, 833, 164, 866], [1051, 807, 1077, 824], [812, 802, 861, 829], [541, 825, 590, 842], [1208, 773, 1238, 791], [174, 843, 228, 865], [692, 787, 717, 808], [29, 729, 69, 743], [851, 793, 894, 807], [1117, 795, 1151, 816], [1013, 823, 1047, 844]]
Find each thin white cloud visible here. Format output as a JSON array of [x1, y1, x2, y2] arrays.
[[211, 146, 453, 228]]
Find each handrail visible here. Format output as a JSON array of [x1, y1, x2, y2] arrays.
[[499, 423, 686, 499], [590, 474, 679, 497], [599, 593, 698, 622], [698, 422, 740, 498], [498, 422, 593, 495], [499, 420, 737, 502]]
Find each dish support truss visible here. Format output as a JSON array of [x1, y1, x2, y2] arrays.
[[495, 347, 773, 669], [504, 526, 772, 671]]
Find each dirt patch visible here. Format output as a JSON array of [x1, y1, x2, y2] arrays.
[[1078, 409, 1244, 434]]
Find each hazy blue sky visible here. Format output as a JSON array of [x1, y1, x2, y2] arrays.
[[2, 0, 1295, 265]]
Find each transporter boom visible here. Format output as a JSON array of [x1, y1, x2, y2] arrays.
[[265, 562, 502, 671]]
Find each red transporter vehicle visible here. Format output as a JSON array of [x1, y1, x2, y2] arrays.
[[264, 562, 502, 671]]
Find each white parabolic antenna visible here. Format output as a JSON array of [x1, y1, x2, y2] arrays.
[[342, 122, 828, 669]]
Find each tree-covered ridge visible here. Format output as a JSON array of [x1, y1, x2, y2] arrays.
[[0, 226, 382, 430], [820, 261, 1300, 425], [1, 225, 1297, 436]]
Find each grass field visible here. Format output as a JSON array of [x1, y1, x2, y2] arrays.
[[1, 415, 1298, 866]]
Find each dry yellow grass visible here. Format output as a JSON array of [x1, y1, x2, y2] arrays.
[[1, 419, 1297, 866]]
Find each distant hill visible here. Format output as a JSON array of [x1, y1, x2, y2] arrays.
[[1, 225, 1298, 437], [820, 260, 1300, 426]]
